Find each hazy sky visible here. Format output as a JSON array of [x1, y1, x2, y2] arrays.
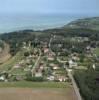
[[0, 0, 99, 15]]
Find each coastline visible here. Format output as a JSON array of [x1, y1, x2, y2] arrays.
[[0, 13, 96, 34]]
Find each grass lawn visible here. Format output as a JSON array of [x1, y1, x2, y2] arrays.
[[0, 81, 70, 88], [94, 48, 99, 56], [54, 69, 67, 75], [10, 68, 28, 75], [58, 56, 68, 61]]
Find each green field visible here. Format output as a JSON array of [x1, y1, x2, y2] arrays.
[[0, 81, 70, 88]]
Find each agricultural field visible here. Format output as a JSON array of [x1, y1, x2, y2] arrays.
[[0, 87, 77, 100], [0, 81, 77, 100]]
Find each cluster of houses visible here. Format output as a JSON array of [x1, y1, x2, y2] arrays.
[[34, 62, 45, 77], [47, 63, 68, 82], [71, 37, 89, 42], [0, 46, 41, 81], [43, 47, 69, 82]]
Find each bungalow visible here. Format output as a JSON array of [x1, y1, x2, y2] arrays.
[[19, 60, 25, 64], [40, 65, 44, 70], [23, 42, 27, 49], [49, 63, 59, 70], [43, 48, 49, 53], [35, 72, 42, 77], [92, 64, 96, 70], [28, 65, 32, 68], [54, 74, 67, 82], [48, 57, 54, 61], [72, 56, 80, 61], [0, 76, 5, 81], [57, 76, 66, 82], [69, 60, 77, 68], [13, 64, 21, 68], [24, 68, 30, 71], [48, 53, 55, 61], [47, 76, 55, 81], [53, 66, 59, 70]]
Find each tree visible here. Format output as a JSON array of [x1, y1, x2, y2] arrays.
[[24, 52, 30, 57]]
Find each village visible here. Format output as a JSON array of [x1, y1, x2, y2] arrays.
[[0, 34, 98, 84]]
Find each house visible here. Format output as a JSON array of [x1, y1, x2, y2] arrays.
[[43, 48, 49, 53], [22, 42, 27, 49], [40, 65, 44, 70], [92, 64, 96, 70], [0, 76, 5, 81], [13, 64, 21, 68], [41, 42, 48, 48], [72, 56, 80, 61], [53, 66, 59, 70], [58, 44, 62, 48], [28, 55, 33, 58], [49, 63, 59, 70], [69, 60, 77, 68], [35, 72, 42, 77], [48, 53, 55, 61], [19, 60, 24, 64], [47, 76, 55, 81], [86, 46, 91, 53], [48, 56, 54, 61], [54, 75, 67, 82], [58, 76, 66, 82], [28, 65, 32, 68], [24, 68, 30, 71]]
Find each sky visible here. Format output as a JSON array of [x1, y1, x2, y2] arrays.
[[0, 0, 99, 15]]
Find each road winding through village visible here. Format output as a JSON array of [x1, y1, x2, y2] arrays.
[[31, 49, 42, 77]]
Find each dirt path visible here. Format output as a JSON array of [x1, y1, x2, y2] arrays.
[[0, 42, 11, 64], [0, 88, 77, 100]]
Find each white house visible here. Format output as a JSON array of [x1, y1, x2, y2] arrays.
[[13, 64, 21, 68], [92, 64, 96, 70], [69, 60, 77, 68], [0, 76, 5, 81], [47, 76, 55, 81], [53, 66, 59, 70], [35, 72, 42, 77], [58, 76, 66, 82], [44, 48, 49, 53]]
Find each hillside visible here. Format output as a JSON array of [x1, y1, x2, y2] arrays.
[[64, 17, 99, 30], [0, 41, 11, 64]]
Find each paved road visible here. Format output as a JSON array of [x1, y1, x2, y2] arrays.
[[31, 49, 41, 77], [48, 36, 55, 55], [66, 66, 82, 100]]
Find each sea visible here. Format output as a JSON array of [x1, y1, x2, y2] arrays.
[[0, 13, 97, 33]]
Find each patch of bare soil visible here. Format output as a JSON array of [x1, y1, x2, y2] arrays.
[[0, 87, 77, 100]]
